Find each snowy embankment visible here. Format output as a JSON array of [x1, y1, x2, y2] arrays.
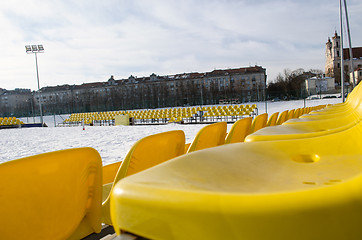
[[1, 98, 341, 165]]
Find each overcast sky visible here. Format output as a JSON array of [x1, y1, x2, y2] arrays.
[[1, 0, 361, 91]]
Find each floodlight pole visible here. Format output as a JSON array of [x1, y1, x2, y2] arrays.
[[34, 52, 44, 126], [339, 0, 345, 102], [26, 44, 44, 126], [264, 73, 267, 114], [343, 0, 355, 88]]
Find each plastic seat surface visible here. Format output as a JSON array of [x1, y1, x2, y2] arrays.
[[225, 117, 252, 144], [298, 84, 360, 120], [296, 103, 355, 120], [275, 110, 288, 125], [246, 102, 361, 142], [250, 113, 268, 133], [102, 130, 185, 225], [246, 110, 359, 142], [266, 112, 279, 127], [110, 121, 362, 240], [286, 109, 295, 120], [246, 83, 362, 142], [186, 122, 227, 153], [0, 148, 102, 240]]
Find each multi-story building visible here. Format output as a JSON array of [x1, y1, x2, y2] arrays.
[[0, 89, 32, 117], [325, 31, 362, 85], [0, 66, 266, 116]]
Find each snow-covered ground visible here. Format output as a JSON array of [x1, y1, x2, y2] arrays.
[[1, 98, 341, 165]]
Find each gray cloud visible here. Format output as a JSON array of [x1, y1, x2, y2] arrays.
[[0, 0, 361, 90]]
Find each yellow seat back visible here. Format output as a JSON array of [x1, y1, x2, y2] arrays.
[[276, 110, 289, 125], [250, 113, 268, 133], [286, 109, 295, 120], [293, 108, 302, 118], [225, 117, 252, 144], [0, 148, 102, 240], [102, 130, 186, 225], [102, 161, 122, 185], [187, 122, 227, 153], [267, 112, 279, 127]]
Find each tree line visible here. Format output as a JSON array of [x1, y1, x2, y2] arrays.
[[267, 68, 324, 100]]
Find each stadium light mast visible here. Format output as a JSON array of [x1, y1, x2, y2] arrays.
[[339, 0, 345, 102], [25, 44, 44, 126]]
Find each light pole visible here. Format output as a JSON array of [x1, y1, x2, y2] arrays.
[[25, 44, 44, 126]]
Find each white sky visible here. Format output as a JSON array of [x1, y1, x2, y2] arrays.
[[1, 0, 361, 90]]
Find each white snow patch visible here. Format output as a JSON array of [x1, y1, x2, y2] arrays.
[[1, 98, 341, 165]]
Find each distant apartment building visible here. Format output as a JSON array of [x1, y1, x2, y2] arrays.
[[0, 89, 32, 117], [0, 66, 266, 117], [325, 31, 362, 85]]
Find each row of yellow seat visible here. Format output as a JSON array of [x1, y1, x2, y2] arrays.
[[184, 104, 326, 153], [109, 85, 362, 238], [133, 107, 198, 123], [63, 104, 258, 125], [64, 111, 125, 124], [0, 117, 24, 126], [169, 104, 258, 123], [0, 103, 325, 239], [129, 104, 257, 121]]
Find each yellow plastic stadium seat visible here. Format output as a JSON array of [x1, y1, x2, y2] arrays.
[[102, 161, 122, 185], [186, 122, 227, 153], [0, 148, 102, 240], [102, 130, 186, 225], [286, 109, 295, 120], [293, 108, 302, 118], [267, 112, 279, 127], [301, 107, 308, 116], [111, 121, 362, 239], [245, 86, 360, 142], [225, 117, 252, 144], [245, 81, 362, 143], [246, 106, 355, 142], [276, 110, 289, 125], [298, 103, 352, 121], [250, 113, 268, 133]]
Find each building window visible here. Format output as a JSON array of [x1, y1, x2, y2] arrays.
[[337, 51, 340, 57], [337, 63, 340, 68]]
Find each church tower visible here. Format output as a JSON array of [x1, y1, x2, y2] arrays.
[[325, 31, 362, 85], [325, 32, 342, 82]]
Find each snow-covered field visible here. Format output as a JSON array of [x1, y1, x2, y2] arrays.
[[1, 98, 341, 165]]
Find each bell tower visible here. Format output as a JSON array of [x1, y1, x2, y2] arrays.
[[325, 32, 342, 82]]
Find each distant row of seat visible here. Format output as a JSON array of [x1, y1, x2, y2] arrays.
[[0, 117, 24, 126], [62, 104, 258, 126], [63, 111, 123, 125], [168, 104, 258, 123]]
